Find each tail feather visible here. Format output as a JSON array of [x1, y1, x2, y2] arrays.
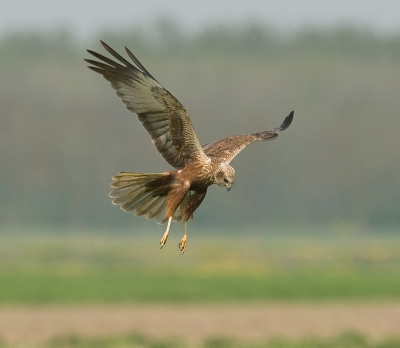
[[110, 172, 164, 187], [144, 198, 165, 220], [136, 195, 162, 216], [128, 191, 158, 214], [155, 200, 168, 224], [121, 190, 153, 212], [109, 172, 176, 225], [109, 185, 145, 202]]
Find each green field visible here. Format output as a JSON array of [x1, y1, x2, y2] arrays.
[[1, 227, 400, 303]]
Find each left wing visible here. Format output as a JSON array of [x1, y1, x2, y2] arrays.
[[202, 111, 293, 164], [85, 41, 209, 169]]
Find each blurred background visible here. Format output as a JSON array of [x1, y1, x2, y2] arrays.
[[1, 1, 400, 347]]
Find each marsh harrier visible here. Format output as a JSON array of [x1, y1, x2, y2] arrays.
[[85, 41, 293, 253]]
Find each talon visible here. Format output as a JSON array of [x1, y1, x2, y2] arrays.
[[160, 217, 172, 249], [160, 233, 168, 249], [178, 233, 187, 254], [178, 240, 187, 254]]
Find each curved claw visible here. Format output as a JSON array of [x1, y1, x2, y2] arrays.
[[178, 238, 187, 254], [160, 234, 168, 249], [160, 217, 172, 249], [179, 225, 187, 254]]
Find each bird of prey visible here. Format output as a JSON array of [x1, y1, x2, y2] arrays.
[[85, 41, 293, 254]]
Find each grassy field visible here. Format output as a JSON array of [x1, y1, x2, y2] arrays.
[[1, 226, 400, 303], [1, 270, 400, 303], [1, 227, 400, 347]]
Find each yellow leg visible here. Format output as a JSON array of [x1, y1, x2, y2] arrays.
[[178, 222, 187, 254], [160, 217, 172, 249]]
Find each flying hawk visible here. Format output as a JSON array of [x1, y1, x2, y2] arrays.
[[85, 41, 293, 253]]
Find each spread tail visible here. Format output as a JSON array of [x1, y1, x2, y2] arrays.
[[109, 172, 186, 224]]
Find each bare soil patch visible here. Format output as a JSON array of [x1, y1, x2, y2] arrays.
[[1, 303, 400, 345]]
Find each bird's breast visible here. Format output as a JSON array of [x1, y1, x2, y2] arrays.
[[176, 161, 214, 191]]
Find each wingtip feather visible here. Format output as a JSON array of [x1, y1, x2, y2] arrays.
[[125, 46, 158, 82], [277, 110, 294, 132]]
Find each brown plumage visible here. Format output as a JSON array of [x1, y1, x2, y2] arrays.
[[85, 41, 293, 253]]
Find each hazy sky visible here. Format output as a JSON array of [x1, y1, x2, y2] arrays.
[[2, 0, 400, 41]]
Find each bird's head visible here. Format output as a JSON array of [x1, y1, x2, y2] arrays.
[[215, 163, 235, 191]]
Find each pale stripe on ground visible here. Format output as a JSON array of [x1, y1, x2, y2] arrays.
[[1, 303, 400, 344]]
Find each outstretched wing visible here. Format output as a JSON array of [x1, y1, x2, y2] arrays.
[[202, 111, 293, 164], [85, 41, 209, 169]]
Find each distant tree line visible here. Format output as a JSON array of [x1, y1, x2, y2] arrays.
[[1, 22, 399, 231]]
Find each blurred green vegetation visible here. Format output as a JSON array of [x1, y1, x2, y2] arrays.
[[1, 23, 400, 230], [1, 228, 400, 303], [2, 331, 400, 348]]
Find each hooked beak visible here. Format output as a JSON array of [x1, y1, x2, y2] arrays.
[[226, 183, 232, 191]]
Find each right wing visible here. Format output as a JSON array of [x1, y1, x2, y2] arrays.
[[85, 41, 209, 169], [202, 111, 293, 164]]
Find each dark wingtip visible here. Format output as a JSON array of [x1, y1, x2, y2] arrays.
[[124, 45, 159, 82], [278, 110, 294, 131]]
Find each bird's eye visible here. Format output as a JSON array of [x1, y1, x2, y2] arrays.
[[223, 178, 229, 183]]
